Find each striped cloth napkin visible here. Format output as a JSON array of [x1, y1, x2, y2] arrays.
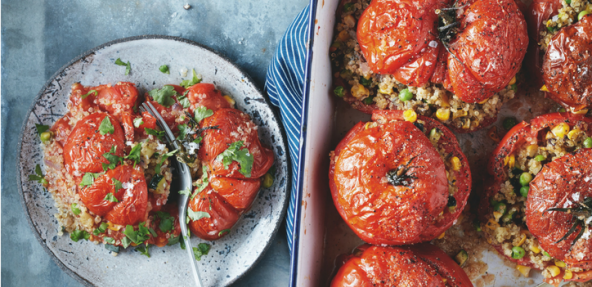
[[265, 5, 310, 251]]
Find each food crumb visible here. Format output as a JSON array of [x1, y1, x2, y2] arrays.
[[183, 4, 191, 10]]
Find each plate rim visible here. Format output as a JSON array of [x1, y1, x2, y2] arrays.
[[16, 34, 291, 287]]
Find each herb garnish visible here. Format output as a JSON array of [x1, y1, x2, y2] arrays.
[[216, 141, 254, 178], [104, 237, 116, 245], [81, 90, 98, 99], [156, 211, 174, 233], [145, 128, 165, 141], [191, 165, 209, 199], [187, 207, 210, 221], [114, 58, 131, 75], [35, 124, 50, 135], [70, 229, 90, 242], [80, 172, 101, 187], [136, 244, 151, 257], [193, 243, 211, 261], [71, 203, 82, 215], [179, 69, 201, 88], [29, 164, 48, 185], [93, 222, 109, 236], [159, 65, 170, 74], [133, 117, 144, 128], [98, 116, 115, 135], [194, 106, 214, 123], [148, 85, 177, 108], [102, 146, 123, 171], [218, 229, 231, 237], [177, 90, 191, 108], [125, 143, 142, 166], [104, 193, 118, 202], [155, 149, 177, 174], [546, 197, 592, 250]]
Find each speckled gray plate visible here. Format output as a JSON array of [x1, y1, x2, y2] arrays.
[[17, 35, 289, 287]]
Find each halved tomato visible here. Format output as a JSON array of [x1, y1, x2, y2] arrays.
[[186, 83, 231, 113], [95, 82, 139, 120], [331, 244, 473, 286], [78, 164, 148, 226], [188, 187, 241, 241], [63, 113, 125, 173]]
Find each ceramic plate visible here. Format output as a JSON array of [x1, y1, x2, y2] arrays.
[[17, 35, 289, 287]]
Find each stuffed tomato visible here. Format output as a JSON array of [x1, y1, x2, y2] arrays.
[[526, 0, 592, 111], [330, 0, 528, 132], [331, 244, 473, 286], [480, 112, 592, 284], [329, 110, 471, 245]]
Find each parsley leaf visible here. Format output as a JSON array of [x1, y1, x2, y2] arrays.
[[177, 90, 191, 108], [122, 237, 132, 249], [187, 207, 210, 221], [105, 244, 120, 253], [191, 165, 209, 199], [177, 124, 189, 140], [133, 117, 144, 128], [71, 203, 81, 215], [35, 124, 50, 135], [179, 69, 201, 88], [216, 141, 254, 178], [155, 149, 177, 174], [104, 237, 116, 245], [98, 116, 115, 135], [194, 106, 214, 123], [148, 85, 177, 108], [218, 229, 231, 237], [28, 164, 48, 185], [123, 223, 152, 246], [104, 193, 118, 202], [70, 229, 90, 242], [193, 136, 203, 144], [111, 178, 123, 192], [80, 172, 101, 187], [145, 128, 165, 140], [102, 146, 122, 171], [92, 222, 109, 236], [156, 211, 174, 233], [125, 143, 142, 165], [167, 234, 181, 246], [136, 244, 151, 257], [178, 187, 191, 196], [193, 243, 211, 261], [114, 58, 131, 75], [81, 90, 98, 99], [159, 65, 170, 74]]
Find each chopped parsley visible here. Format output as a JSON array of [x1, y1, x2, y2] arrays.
[[155, 149, 177, 174], [71, 203, 81, 215], [102, 146, 122, 171], [191, 165, 209, 199], [98, 116, 115, 135], [159, 65, 170, 74], [81, 90, 98, 99], [111, 178, 123, 192], [193, 243, 211, 261], [125, 143, 142, 166], [148, 85, 177, 108], [177, 90, 191, 108], [194, 106, 214, 123], [70, 229, 90, 242], [218, 229, 231, 237], [28, 164, 48, 185], [145, 128, 165, 141], [136, 244, 150, 257], [179, 69, 201, 88], [178, 187, 191, 196], [114, 58, 131, 75], [177, 124, 189, 141], [105, 244, 120, 253], [123, 223, 152, 247], [104, 237, 115, 244], [216, 141, 254, 178], [104, 193, 118, 202], [156, 211, 174, 233], [133, 117, 144, 128], [93, 222, 109, 236], [167, 234, 181, 246], [187, 207, 210, 221], [80, 172, 101, 187], [35, 124, 50, 135]]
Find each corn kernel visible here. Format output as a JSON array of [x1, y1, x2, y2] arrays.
[[546, 20, 553, 27], [551, 123, 570, 138], [555, 260, 566, 268], [436, 108, 450, 121], [453, 109, 468, 120], [440, 93, 450, 108], [365, 122, 371, 130], [403, 110, 417, 123], [564, 270, 573, 280], [493, 211, 503, 222], [351, 84, 369, 100], [337, 30, 349, 42], [224, 95, 235, 107], [526, 144, 539, 157], [504, 154, 515, 168], [450, 157, 461, 171], [486, 218, 500, 230], [541, 85, 549, 92], [379, 85, 392, 95], [438, 232, 445, 239], [568, 129, 582, 140], [530, 244, 541, 254], [547, 266, 561, 277], [509, 76, 517, 85], [517, 233, 527, 246], [517, 265, 531, 277], [108, 221, 122, 231]]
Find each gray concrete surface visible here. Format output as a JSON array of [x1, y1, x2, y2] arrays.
[[1, 0, 308, 286]]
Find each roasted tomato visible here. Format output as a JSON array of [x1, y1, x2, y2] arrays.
[[481, 113, 592, 283], [95, 82, 139, 119], [357, 0, 527, 103], [78, 164, 148, 226], [146, 204, 182, 247], [188, 108, 273, 240], [331, 244, 473, 287], [63, 113, 125, 173], [50, 116, 72, 147], [186, 83, 232, 113], [329, 110, 471, 245], [542, 15, 592, 110]]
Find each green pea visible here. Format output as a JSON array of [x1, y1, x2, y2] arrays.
[[565, 0, 571, 4], [363, 96, 374, 105], [584, 137, 592, 148], [511, 246, 526, 259], [262, 173, 274, 188], [547, 26, 556, 33], [520, 186, 529, 198], [501, 212, 514, 223], [535, 155, 546, 161], [399, 89, 413, 102], [503, 117, 517, 130], [334, 86, 345, 97], [359, 77, 372, 87], [71, 203, 81, 215], [520, 172, 533, 186], [578, 10, 590, 21], [40, 131, 53, 143], [493, 202, 506, 213]]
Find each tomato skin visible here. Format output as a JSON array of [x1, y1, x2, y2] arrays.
[[95, 82, 139, 120], [331, 244, 473, 287], [200, 108, 274, 179], [186, 83, 231, 113], [63, 113, 125, 174], [330, 112, 451, 245], [209, 177, 261, 211], [50, 116, 73, 147], [69, 83, 98, 114], [146, 204, 182, 247], [78, 164, 148, 226], [542, 15, 592, 110], [188, 188, 240, 241]]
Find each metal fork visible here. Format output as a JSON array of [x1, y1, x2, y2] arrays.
[[140, 102, 203, 287]]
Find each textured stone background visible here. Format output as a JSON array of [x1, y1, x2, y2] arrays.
[[1, 0, 308, 286]]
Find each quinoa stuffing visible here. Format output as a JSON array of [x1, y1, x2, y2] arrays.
[[538, 0, 592, 51]]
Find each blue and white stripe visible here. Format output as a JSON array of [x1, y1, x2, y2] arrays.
[[265, 5, 310, 250]]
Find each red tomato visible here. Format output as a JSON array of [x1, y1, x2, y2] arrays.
[[69, 83, 98, 114], [331, 244, 473, 287], [50, 116, 72, 147], [357, 0, 527, 103], [186, 83, 231, 113], [95, 82, 139, 119], [200, 108, 274, 179], [63, 113, 125, 173], [120, 112, 135, 143], [146, 204, 182, 247], [542, 15, 592, 110], [329, 110, 471, 245], [188, 187, 240, 241], [78, 164, 148, 226]]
